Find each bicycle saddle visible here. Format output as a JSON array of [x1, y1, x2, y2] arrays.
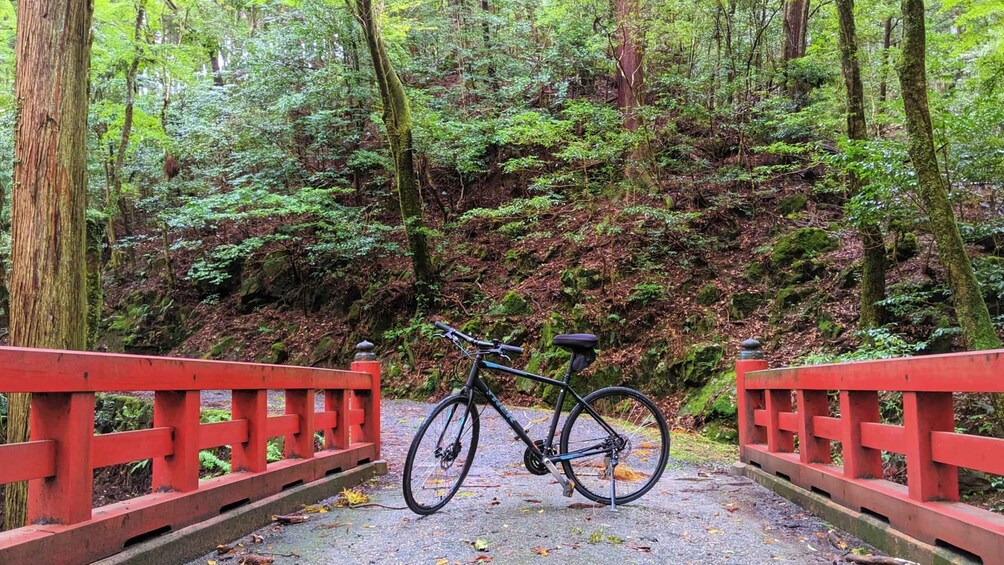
[[552, 333, 599, 350]]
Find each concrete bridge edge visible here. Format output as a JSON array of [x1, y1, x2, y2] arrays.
[[731, 462, 979, 565], [94, 460, 389, 565]]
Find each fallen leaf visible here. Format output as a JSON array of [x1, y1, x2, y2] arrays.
[[216, 544, 235, 555], [321, 522, 352, 530], [436, 559, 449, 565], [722, 502, 739, 513], [606, 535, 624, 545], [628, 544, 652, 553], [567, 502, 603, 510], [334, 487, 371, 507], [532, 546, 549, 556], [250, 534, 264, 543], [471, 556, 492, 563], [706, 528, 725, 535], [207, 561, 217, 565], [473, 538, 490, 552], [239, 555, 274, 565], [589, 529, 604, 544], [272, 515, 307, 525], [457, 491, 475, 498]]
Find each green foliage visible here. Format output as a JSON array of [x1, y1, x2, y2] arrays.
[[199, 449, 232, 476], [801, 328, 926, 364], [628, 283, 667, 305]]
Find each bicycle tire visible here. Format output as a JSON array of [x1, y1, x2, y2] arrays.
[[559, 386, 669, 505], [402, 394, 481, 515]]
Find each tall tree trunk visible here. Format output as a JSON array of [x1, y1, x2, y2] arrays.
[[782, 0, 810, 98], [4, 0, 93, 530], [898, 0, 1000, 350], [614, 0, 643, 132], [782, 0, 809, 61], [209, 48, 223, 86], [350, 0, 435, 301], [835, 0, 887, 330]]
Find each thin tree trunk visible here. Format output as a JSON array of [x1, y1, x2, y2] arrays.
[[5, 0, 93, 530], [782, 0, 810, 61], [876, 17, 894, 137], [614, 0, 643, 132], [897, 0, 1000, 350], [350, 0, 435, 301], [836, 0, 887, 329], [209, 48, 223, 86]]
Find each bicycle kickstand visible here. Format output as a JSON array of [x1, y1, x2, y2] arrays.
[[609, 451, 618, 512]]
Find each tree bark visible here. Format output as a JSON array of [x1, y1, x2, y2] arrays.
[[350, 0, 435, 300], [5, 0, 93, 530], [614, 0, 643, 132], [209, 48, 223, 86], [876, 17, 894, 137], [897, 0, 1000, 350], [835, 0, 887, 330], [782, 0, 809, 61]]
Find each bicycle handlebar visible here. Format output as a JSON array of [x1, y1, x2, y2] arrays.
[[435, 321, 524, 355]]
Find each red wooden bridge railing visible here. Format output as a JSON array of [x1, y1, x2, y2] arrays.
[[737, 339, 1004, 562], [0, 342, 380, 565]]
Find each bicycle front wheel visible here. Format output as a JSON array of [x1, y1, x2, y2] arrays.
[[560, 386, 669, 505], [402, 394, 480, 515]]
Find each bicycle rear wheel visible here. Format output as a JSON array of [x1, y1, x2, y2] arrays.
[[559, 386, 669, 504], [402, 394, 480, 515]]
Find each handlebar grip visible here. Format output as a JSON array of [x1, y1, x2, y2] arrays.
[[501, 344, 524, 355], [434, 321, 453, 332]]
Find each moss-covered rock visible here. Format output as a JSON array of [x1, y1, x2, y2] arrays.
[[203, 336, 236, 360], [838, 261, 862, 289], [696, 284, 720, 306], [643, 342, 725, 394], [680, 371, 737, 420], [777, 194, 808, 215], [490, 291, 534, 317], [728, 292, 764, 320], [560, 266, 606, 300], [267, 342, 289, 364], [888, 231, 921, 263], [769, 227, 838, 269], [95, 394, 154, 433], [817, 314, 844, 339]]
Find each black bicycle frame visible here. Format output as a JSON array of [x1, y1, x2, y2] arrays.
[[457, 354, 620, 464]]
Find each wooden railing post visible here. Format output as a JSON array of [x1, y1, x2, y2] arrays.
[[325, 389, 350, 450], [736, 339, 768, 462], [840, 391, 882, 479], [232, 390, 268, 472], [28, 392, 94, 525], [153, 391, 201, 492], [351, 340, 381, 459], [285, 389, 315, 459], [797, 390, 831, 464], [903, 392, 958, 501]]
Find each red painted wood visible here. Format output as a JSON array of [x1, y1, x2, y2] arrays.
[[284, 390, 315, 459], [744, 445, 1004, 563], [314, 410, 337, 431], [777, 411, 798, 433], [736, 358, 768, 461], [0, 444, 378, 565], [0, 346, 371, 393], [92, 428, 173, 469], [153, 391, 201, 493], [839, 391, 882, 479], [326, 389, 350, 450], [267, 414, 299, 438], [797, 390, 831, 464], [811, 416, 840, 441], [753, 409, 767, 427], [744, 349, 1004, 392], [28, 393, 94, 525], [903, 392, 958, 502], [859, 422, 905, 454], [931, 432, 1004, 476], [0, 441, 55, 484], [231, 390, 267, 473], [352, 359, 382, 457], [765, 390, 794, 453], [198, 419, 249, 451]]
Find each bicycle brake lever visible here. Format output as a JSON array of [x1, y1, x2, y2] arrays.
[[498, 352, 512, 364]]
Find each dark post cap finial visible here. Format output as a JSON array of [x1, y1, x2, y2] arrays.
[[355, 340, 376, 361], [739, 338, 763, 360]]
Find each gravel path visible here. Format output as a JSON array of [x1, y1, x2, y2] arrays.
[[192, 399, 873, 565]]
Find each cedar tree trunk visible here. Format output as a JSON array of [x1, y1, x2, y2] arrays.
[[4, 0, 93, 530]]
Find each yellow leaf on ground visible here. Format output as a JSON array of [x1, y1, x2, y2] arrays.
[[706, 528, 725, 535]]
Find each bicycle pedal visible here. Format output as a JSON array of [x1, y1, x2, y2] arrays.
[[563, 480, 575, 497]]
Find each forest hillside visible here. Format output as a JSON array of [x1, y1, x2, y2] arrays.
[[1, 0, 1003, 449]]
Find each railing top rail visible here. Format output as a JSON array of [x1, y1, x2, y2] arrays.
[[744, 347, 1004, 392], [0, 346, 374, 393]]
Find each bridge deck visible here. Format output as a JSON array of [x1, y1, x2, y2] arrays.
[[192, 400, 873, 564]]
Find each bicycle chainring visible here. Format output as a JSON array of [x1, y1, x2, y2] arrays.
[[524, 440, 553, 476]]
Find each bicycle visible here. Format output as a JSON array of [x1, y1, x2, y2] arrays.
[[402, 321, 670, 515]]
